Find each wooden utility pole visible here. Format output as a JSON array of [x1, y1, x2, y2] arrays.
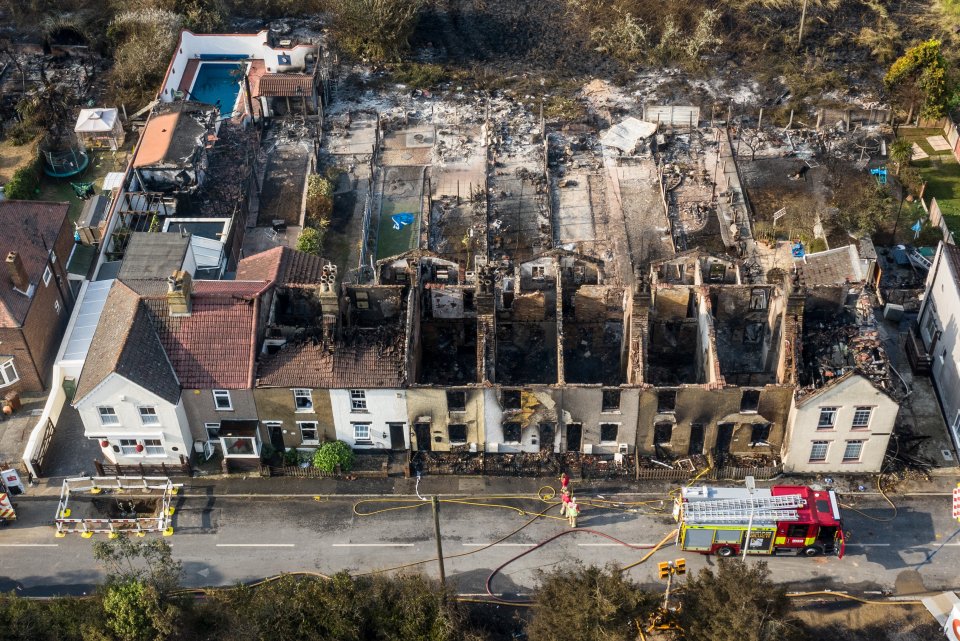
[[432, 496, 446, 588], [798, 0, 808, 47]]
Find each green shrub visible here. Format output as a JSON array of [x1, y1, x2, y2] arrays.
[[312, 440, 355, 472], [283, 447, 302, 466], [3, 160, 40, 200], [296, 226, 325, 254], [305, 174, 334, 227]]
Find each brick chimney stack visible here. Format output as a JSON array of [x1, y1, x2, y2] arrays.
[[5, 252, 30, 292], [166, 270, 193, 316]]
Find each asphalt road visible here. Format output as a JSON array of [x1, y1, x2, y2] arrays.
[[1, 491, 958, 597]]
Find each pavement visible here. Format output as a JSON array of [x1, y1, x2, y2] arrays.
[[3, 473, 959, 598]]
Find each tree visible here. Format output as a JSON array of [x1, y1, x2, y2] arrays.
[[93, 536, 183, 641], [884, 39, 953, 120], [526, 563, 658, 641], [834, 183, 892, 236], [889, 137, 913, 175], [296, 226, 324, 255], [305, 174, 334, 227], [313, 440, 355, 472], [106, 9, 183, 109], [331, 0, 425, 62], [678, 560, 803, 641]]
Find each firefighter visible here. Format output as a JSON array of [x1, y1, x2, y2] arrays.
[[559, 472, 570, 493]]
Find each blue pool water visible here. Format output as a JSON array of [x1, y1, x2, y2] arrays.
[[190, 62, 244, 119]]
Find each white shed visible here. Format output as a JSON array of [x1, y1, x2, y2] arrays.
[[75, 108, 125, 151]]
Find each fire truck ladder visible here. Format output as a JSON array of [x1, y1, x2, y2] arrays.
[[680, 494, 806, 524]]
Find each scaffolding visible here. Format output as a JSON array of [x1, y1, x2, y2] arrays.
[[54, 476, 181, 538]]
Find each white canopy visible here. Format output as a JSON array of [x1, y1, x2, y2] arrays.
[[600, 117, 657, 153], [75, 108, 119, 133]]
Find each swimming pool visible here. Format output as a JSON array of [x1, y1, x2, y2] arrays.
[[190, 62, 244, 119]]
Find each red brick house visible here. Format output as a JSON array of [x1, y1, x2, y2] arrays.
[[0, 201, 75, 393]]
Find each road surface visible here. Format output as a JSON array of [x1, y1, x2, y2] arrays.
[[1, 491, 958, 597]]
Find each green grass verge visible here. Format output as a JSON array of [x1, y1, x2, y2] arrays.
[[36, 151, 127, 222]]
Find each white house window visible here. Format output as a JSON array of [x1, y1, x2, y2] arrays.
[[299, 421, 319, 445], [43, 266, 52, 286], [0, 359, 19, 388], [143, 439, 165, 456], [138, 406, 160, 425], [293, 389, 313, 412], [119, 439, 139, 456], [842, 440, 864, 462], [205, 423, 221, 440], [809, 441, 829, 462], [350, 390, 367, 411], [851, 407, 872, 429], [98, 406, 120, 425], [531, 265, 546, 280], [817, 407, 838, 429], [353, 423, 371, 442], [213, 390, 232, 410], [222, 436, 257, 456]]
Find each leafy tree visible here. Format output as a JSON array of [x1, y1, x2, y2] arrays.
[[313, 440, 355, 472], [330, 0, 425, 62], [3, 162, 40, 200], [93, 536, 183, 641], [296, 226, 325, 254], [889, 137, 913, 174], [884, 39, 953, 120], [678, 560, 803, 641], [526, 563, 658, 641]]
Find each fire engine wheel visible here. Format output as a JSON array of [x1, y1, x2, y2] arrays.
[[716, 546, 735, 557], [802, 545, 823, 557]]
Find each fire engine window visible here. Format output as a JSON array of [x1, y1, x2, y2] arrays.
[[816, 500, 830, 514], [786, 524, 807, 538], [715, 530, 742, 544]]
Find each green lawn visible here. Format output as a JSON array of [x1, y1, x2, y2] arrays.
[[36, 150, 128, 222], [916, 155, 960, 235], [375, 199, 420, 260], [897, 127, 954, 158]]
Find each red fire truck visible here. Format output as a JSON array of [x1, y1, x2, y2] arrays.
[[673, 485, 845, 558]]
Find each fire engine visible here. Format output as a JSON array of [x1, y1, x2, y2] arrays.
[[673, 485, 845, 558]]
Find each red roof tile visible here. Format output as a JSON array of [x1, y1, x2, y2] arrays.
[[237, 246, 329, 285]]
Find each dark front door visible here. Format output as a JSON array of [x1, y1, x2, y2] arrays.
[[388, 422, 406, 450], [267, 423, 285, 452], [689, 423, 705, 455], [414, 423, 432, 451], [566, 423, 582, 452], [715, 423, 734, 454]]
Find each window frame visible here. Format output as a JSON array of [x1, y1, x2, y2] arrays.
[[205, 423, 221, 441], [653, 422, 673, 446], [657, 390, 677, 414], [809, 440, 829, 462], [0, 358, 19, 388], [212, 390, 233, 411], [143, 439, 165, 457], [298, 421, 320, 445], [740, 389, 761, 413], [350, 389, 367, 411], [292, 388, 314, 412], [353, 422, 371, 443], [42, 266, 52, 286], [98, 406, 120, 426], [503, 422, 522, 443], [750, 423, 772, 445], [601, 389, 621, 413], [118, 438, 139, 456], [816, 407, 838, 429], [599, 423, 619, 444], [842, 440, 864, 463], [446, 390, 467, 412], [851, 407, 872, 429], [138, 406, 160, 426], [448, 423, 468, 444]]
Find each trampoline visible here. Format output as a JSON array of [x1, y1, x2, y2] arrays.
[[43, 147, 89, 178]]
